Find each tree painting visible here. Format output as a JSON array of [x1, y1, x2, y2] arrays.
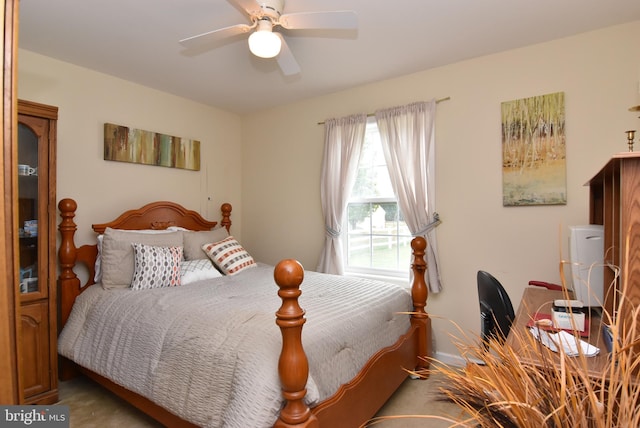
[[501, 92, 566, 206]]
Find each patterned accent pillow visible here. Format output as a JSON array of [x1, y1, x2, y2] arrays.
[[202, 236, 256, 276], [180, 259, 223, 285], [131, 243, 183, 290]]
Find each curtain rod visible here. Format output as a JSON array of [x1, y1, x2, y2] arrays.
[[316, 96, 451, 125]]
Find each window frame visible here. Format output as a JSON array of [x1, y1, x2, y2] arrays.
[[341, 121, 411, 280]]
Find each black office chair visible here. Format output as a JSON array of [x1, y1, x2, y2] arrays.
[[477, 270, 515, 345]]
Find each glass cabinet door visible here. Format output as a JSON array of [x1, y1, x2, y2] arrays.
[[17, 117, 47, 297]]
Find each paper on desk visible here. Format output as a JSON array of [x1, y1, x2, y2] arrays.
[[530, 327, 600, 357]]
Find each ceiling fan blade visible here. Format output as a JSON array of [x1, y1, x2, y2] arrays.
[[275, 33, 300, 76], [279, 11, 357, 30], [228, 0, 262, 17], [179, 24, 252, 49]]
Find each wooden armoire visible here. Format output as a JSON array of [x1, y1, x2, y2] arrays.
[[15, 99, 58, 404]]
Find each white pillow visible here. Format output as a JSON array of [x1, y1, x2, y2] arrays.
[[130, 243, 183, 290], [95, 234, 104, 283], [180, 259, 222, 284], [202, 236, 256, 276]]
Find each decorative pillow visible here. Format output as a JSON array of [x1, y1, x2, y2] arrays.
[[180, 259, 223, 285], [100, 228, 184, 289], [182, 227, 229, 261], [202, 236, 256, 276], [130, 243, 183, 290]]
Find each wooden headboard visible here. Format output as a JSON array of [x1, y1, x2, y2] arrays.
[[91, 200, 231, 233]]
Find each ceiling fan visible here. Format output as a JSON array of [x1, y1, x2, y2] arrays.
[[179, 0, 357, 76]]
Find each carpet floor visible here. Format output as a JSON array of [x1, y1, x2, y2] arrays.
[[56, 371, 465, 427]]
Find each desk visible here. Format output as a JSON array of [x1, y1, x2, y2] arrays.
[[506, 287, 610, 378]]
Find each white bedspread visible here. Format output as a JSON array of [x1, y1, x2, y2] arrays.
[[58, 264, 412, 427]]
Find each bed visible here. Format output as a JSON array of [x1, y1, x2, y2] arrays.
[[57, 198, 431, 427]]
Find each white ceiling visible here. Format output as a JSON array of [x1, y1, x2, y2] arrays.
[[18, 0, 640, 115]]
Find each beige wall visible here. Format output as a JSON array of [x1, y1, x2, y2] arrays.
[[241, 21, 640, 359], [18, 50, 243, 246]]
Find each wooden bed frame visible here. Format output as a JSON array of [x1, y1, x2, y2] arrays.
[[57, 198, 431, 427]]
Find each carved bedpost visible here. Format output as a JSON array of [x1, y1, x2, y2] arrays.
[[58, 198, 82, 380], [273, 260, 319, 428], [220, 203, 232, 232], [410, 237, 431, 371], [58, 198, 81, 329]]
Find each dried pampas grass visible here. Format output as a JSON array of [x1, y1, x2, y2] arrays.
[[420, 311, 640, 428], [368, 261, 640, 427]]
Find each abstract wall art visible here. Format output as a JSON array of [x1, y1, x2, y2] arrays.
[[104, 123, 200, 171]]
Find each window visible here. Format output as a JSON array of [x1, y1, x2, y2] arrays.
[[343, 119, 411, 277]]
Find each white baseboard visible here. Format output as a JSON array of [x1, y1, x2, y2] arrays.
[[431, 351, 464, 367], [431, 351, 483, 368]]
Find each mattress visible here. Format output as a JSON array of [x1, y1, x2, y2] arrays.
[[58, 263, 412, 427]]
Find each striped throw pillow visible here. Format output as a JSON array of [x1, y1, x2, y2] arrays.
[[202, 236, 256, 276]]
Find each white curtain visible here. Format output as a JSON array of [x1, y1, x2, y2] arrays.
[[317, 113, 367, 274], [375, 100, 442, 292]]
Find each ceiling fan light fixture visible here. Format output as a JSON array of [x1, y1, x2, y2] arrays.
[[248, 20, 281, 58]]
